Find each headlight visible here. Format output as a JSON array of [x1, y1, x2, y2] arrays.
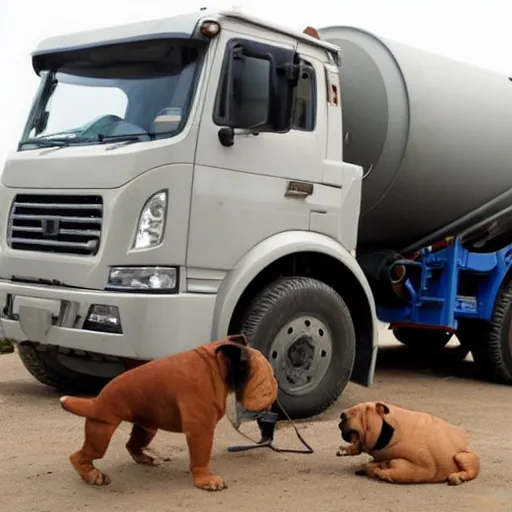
[[106, 266, 178, 292], [132, 190, 168, 249]]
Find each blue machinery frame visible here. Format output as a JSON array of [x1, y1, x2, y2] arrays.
[[378, 239, 512, 331]]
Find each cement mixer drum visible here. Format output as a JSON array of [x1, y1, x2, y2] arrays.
[[319, 25, 512, 252]]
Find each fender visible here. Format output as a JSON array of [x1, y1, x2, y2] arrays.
[[211, 230, 379, 352]]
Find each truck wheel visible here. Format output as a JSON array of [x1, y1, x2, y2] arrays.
[[393, 328, 453, 351], [240, 277, 356, 420], [457, 280, 512, 383], [18, 344, 108, 393]]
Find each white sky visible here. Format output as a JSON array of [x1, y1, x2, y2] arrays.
[[1, 0, 511, 165]]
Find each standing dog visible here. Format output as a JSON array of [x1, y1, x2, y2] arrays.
[[60, 334, 278, 491], [336, 401, 480, 485]]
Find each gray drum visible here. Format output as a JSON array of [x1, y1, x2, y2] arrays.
[[319, 25, 512, 252]]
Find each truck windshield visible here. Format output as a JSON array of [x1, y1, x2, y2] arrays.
[[19, 39, 206, 150]]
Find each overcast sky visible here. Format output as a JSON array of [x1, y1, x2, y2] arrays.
[[1, 0, 511, 165]]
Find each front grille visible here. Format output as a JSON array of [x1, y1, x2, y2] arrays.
[[8, 194, 103, 256]]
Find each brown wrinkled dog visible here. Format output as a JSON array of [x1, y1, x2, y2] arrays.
[[60, 334, 278, 491], [336, 401, 480, 485]]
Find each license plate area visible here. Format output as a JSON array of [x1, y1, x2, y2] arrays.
[[12, 296, 61, 321], [10, 296, 62, 342]]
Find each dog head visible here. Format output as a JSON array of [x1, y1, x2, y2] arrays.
[[215, 334, 278, 412], [338, 401, 395, 452]]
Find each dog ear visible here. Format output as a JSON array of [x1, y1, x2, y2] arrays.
[[226, 334, 249, 347], [375, 402, 390, 416], [215, 343, 250, 390]]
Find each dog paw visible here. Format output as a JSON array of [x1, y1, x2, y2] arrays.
[[354, 466, 367, 476], [370, 468, 394, 483], [447, 474, 463, 486], [83, 468, 111, 486], [131, 448, 170, 466], [194, 474, 227, 491], [336, 446, 349, 457]]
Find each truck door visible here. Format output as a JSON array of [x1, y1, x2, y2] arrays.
[[187, 29, 326, 272]]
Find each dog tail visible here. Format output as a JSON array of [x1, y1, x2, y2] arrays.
[[59, 395, 97, 419]]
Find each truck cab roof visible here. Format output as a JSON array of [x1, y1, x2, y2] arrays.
[[31, 9, 341, 65]]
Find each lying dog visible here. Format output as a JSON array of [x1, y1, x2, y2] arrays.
[[336, 401, 480, 485], [60, 334, 278, 491]]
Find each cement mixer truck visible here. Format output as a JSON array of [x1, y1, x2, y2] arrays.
[[2, 9, 512, 418]]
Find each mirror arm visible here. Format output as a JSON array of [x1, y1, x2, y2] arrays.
[[217, 127, 260, 147]]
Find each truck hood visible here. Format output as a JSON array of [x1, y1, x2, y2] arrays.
[[2, 140, 181, 189], [0, 162, 193, 290]]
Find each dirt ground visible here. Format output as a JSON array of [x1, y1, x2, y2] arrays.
[[2, 329, 512, 512]]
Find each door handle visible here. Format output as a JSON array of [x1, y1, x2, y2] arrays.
[[285, 181, 314, 198]]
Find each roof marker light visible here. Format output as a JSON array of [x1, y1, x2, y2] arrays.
[[303, 26, 320, 39], [200, 20, 221, 37]]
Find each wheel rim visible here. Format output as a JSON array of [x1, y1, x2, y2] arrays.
[[269, 315, 333, 396]]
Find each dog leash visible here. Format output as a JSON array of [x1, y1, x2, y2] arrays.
[[226, 397, 314, 454]]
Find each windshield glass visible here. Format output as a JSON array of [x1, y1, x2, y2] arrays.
[[20, 38, 205, 149]]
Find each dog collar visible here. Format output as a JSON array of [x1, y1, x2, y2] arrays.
[[373, 419, 395, 451]]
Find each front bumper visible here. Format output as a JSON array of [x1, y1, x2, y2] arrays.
[[0, 279, 216, 360]]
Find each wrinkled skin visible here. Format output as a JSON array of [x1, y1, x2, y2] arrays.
[[336, 401, 480, 485], [60, 334, 278, 491]]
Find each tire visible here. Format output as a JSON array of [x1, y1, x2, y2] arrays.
[[393, 328, 453, 351], [239, 276, 356, 420], [18, 344, 109, 394], [457, 280, 512, 383]]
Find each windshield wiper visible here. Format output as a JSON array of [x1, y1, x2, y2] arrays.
[[96, 130, 182, 145], [20, 130, 179, 151], [91, 132, 163, 150], [18, 137, 71, 150], [96, 133, 156, 144]]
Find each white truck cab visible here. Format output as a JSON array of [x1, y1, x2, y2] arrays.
[[0, 10, 378, 418]]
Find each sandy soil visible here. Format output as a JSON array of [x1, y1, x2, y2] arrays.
[[2, 329, 512, 512]]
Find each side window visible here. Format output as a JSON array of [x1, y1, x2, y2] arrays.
[[213, 39, 315, 133], [291, 61, 316, 132]]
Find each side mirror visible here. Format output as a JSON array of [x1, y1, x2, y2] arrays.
[[216, 41, 299, 146], [229, 48, 273, 130]]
